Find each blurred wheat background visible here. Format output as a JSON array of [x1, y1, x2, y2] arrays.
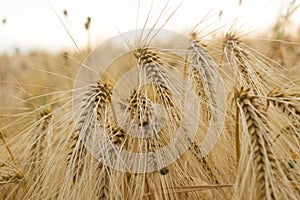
[[0, 0, 300, 199]]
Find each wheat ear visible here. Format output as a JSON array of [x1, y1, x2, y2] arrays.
[[134, 48, 181, 126], [29, 109, 52, 174], [223, 33, 281, 96], [0, 129, 28, 194], [0, 161, 23, 184], [267, 90, 300, 122], [236, 88, 277, 199]]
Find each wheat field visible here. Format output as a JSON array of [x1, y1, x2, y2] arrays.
[[0, 1, 300, 199]]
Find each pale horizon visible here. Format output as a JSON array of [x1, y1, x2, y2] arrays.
[[0, 0, 299, 54]]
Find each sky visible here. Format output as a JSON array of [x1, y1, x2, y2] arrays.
[[0, 0, 299, 54]]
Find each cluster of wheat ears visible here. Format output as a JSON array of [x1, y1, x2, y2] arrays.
[[0, 1, 300, 200]]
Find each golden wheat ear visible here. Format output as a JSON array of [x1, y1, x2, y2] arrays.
[[0, 126, 28, 197], [187, 38, 226, 159], [235, 88, 300, 200], [222, 33, 294, 96], [0, 161, 23, 185], [28, 109, 52, 172], [0, 160, 24, 199], [267, 90, 300, 122]]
